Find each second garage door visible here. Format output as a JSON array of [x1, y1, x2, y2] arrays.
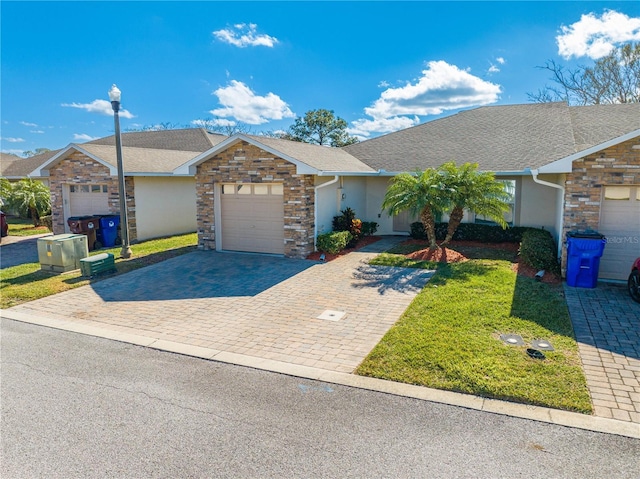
[[598, 185, 640, 280], [220, 183, 284, 254]]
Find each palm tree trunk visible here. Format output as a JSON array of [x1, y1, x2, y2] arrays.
[[420, 207, 438, 250], [441, 205, 464, 246], [29, 206, 40, 227]]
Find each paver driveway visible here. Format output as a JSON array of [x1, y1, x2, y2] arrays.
[[6, 237, 434, 373]]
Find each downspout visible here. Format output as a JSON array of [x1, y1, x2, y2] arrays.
[[529, 168, 565, 259], [313, 175, 339, 251]]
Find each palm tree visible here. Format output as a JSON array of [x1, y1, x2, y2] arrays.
[[438, 162, 511, 246], [11, 177, 51, 226], [382, 169, 451, 250]]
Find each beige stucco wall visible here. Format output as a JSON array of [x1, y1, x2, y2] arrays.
[[133, 176, 197, 241], [514, 175, 563, 241]]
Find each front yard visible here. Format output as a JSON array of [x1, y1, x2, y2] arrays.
[[357, 241, 592, 413], [1, 233, 197, 309]]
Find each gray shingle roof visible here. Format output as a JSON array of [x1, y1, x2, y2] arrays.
[[77, 144, 202, 174], [343, 102, 640, 173], [87, 128, 227, 152], [246, 135, 375, 173], [1, 150, 59, 178]]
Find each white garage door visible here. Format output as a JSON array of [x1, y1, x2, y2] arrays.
[[220, 183, 284, 254], [68, 184, 110, 217], [598, 185, 640, 280]]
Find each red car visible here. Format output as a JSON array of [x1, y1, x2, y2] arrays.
[[629, 257, 640, 303], [0, 211, 8, 238]]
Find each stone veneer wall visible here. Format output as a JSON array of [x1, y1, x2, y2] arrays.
[[561, 136, 640, 272], [195, 141, 315, 258], [49, 152, 137, 241]]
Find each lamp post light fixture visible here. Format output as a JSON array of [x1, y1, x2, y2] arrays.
[[108, 84, 132, 259]]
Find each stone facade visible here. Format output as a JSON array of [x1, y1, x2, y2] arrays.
[[49, 152, 137, 241], [561, 136, 640, 272], [195, 141, 315, 258]]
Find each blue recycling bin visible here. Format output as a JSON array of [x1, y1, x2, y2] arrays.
[[96, 215, 120, 248], [566, 232, 606, 288]]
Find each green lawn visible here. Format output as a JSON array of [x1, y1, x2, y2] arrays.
[[359, 242, 592, 414], [1, 233, 197, 309], [7, 217, 50, 236]]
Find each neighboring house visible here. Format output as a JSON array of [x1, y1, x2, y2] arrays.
[[1, 150, 56, 215], [31, 128, 226, 242], [176, 102, 639, 282], [1, 150, 56, 185]]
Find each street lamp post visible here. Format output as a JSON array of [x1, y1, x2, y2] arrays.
[[108, 84, 132, 259]]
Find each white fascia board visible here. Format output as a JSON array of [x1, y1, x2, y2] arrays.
[[32, 144, 118, 176], [173, 133, 319, 175], [538, 129, 640, 174], [317, 170, 380, 176]]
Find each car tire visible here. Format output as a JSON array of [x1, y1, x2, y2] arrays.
[[629, 270, 640, 304]]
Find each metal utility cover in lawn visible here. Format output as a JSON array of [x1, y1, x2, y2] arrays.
[[317, 310, 346, 321], [500, 334, 524, 346], [531, 339, 555, 351]]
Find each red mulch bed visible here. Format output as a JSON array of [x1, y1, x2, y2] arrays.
[[306, 236, 382, 261], [308, 237, 561, 284], [400, 239, 561, 284]]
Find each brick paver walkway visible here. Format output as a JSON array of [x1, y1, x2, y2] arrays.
[[7, 237, 434, 373], [565, 283, 640, 423]]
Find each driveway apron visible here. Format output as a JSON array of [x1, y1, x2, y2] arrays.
[[565, 283, 640, 424], [6, 237, 434, 373]]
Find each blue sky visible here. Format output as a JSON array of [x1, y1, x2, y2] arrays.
[[2, 1, 640, 156]]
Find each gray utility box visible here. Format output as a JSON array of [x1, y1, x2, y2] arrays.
[[37, 234, 89, 273]]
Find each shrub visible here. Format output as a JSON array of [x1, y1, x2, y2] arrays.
[[519, 229, 559, 273], [316, 231, 353, 254], [410, 222, 533, 243], [333, 208, 362, 247], [332, 207, 356, 232], [361, 221, 379, 236]]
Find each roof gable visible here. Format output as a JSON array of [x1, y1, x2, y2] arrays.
[[174, 134, 376, 176]]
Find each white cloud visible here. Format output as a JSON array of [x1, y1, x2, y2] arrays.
[[30, 130, 45, 134], [73, 133, 98, 141], [62, 99, 135, 119], [213, 23, 278, 48], [488, 65, 500, 74], [348, 116, 420, 137], [20, 121, 38, 127], [557, 10, 640, 59], [1, 137, 25, 143], [364, 61, 501, 119], [496, 57, 505, 64], [209, 80, 295, 125], [351, 60, 500, 137], [191, 118, 237, 128], [1, 149, 25, 156]]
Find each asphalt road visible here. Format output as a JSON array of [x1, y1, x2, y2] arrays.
[[1, 318, 638, 479]]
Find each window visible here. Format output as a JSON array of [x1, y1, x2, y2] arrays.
[[254, 184, 268, 195], [222, 184, 235, 194], [475, 180, 515, 226], [271, 184, 284, 195], [604, 186, 631, 200]]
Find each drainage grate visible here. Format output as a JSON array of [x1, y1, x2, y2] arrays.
[[317, 310, 346, 321], [531, 339, 554, 351], [500, 334, 524, 346]]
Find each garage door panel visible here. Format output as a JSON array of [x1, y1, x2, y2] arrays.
[[220, 184, 284, 254], [598, 186, 640, 281]]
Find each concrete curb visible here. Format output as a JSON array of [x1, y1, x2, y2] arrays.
[[2, 308, 639, 440]]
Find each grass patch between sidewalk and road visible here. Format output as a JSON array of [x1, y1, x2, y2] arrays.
[[358, 241, 592, 414], [1, 233, 197, 309]]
